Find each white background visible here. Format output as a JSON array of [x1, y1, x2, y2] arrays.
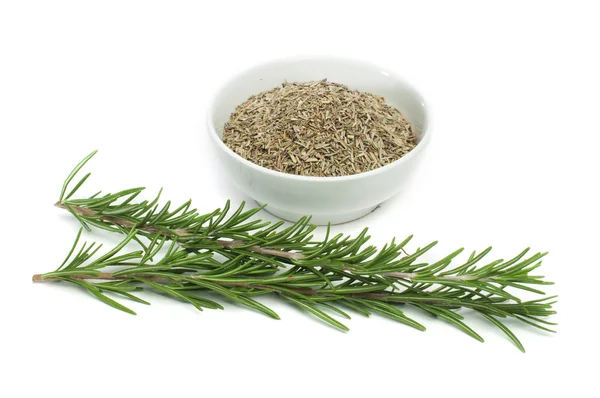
[[1, 1, 598, 396]]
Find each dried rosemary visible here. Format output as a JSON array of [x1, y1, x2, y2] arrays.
[[223, 79, 417, 177]]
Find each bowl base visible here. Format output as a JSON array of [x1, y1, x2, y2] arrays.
[[257, 202, 379, 226]]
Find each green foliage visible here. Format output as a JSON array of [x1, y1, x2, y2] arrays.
[[35, 151, 557, 351]]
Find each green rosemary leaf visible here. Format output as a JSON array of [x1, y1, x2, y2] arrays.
[[285, 296, 349, 332], [84, 218, 123, 233], [93, 229, 138, 265], [57, 228, 83, 271], [316, 302, 351, 319], [151, 200, 171, 224], [112, 266, 170, 277], [235, 295, 280, 320], [139, 279, 205, 312], [64, 172, 92, 202], [479, 312, 525, 353], [330, 283, 390, 294], [42, 269, 101, 278], [499, 281, 547, 295], [182, 295, 224, 310], [518, 313, 558, 327], [418, 304, 484, 342], [90, 290, 137, 315], [208, 200, 230, 231], [181, 278, 276, 317], [359, 300, 425, 331], [417, 248, 465, 275], [65, 277, 136, 315], [104, 289, 151, 306], [59, 150, 97, 202], [441, 247, 493, 276], [341, 299, 371, 317], [525, 295, 559, 305]]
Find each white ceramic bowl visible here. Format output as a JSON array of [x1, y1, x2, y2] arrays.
[[207, 56, 430, 225]]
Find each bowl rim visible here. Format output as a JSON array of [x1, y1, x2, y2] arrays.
[[206, 55, 430, 183]]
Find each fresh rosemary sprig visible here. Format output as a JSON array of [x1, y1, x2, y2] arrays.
[[33, 151, 557, 352]]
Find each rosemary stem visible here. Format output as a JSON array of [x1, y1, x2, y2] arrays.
[[55, 202, 305, 260], [31, 272, 320, 299], [53, 205, 488, 284], [381, 271, 490, 283], [30, 272, 453, 306], [32, 273, 126, 282]]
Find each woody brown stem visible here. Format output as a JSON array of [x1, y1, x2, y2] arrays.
[[380, 271, 489, 283], [30, 272, 454, 306], [31, 271, 319, 297], [55, 202, 305, 260]]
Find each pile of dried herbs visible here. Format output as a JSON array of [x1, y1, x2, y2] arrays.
[[222, 79, 417, 177]]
